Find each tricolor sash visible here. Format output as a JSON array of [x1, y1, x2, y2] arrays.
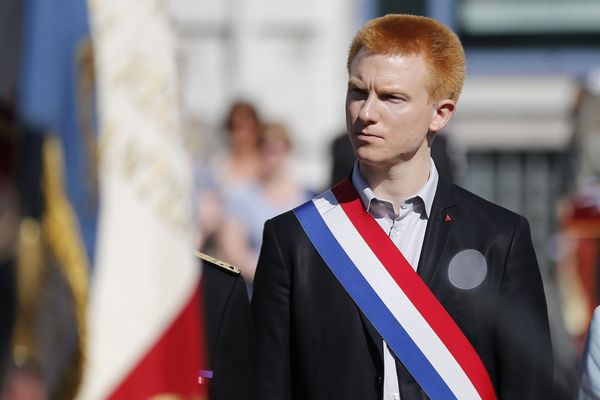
[[293, 178, 496, 400]]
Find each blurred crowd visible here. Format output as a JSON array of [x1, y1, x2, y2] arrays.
[[194, 101, 314, 291]]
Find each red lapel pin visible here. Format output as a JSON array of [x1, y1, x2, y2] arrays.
[[443, 213, 453, 222]]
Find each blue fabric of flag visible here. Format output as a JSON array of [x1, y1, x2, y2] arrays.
[[18, 0, 97, 266]]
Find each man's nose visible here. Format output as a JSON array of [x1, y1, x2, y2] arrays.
[[358, 94, 378, 123]]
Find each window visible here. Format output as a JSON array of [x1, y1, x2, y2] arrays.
[[458, 0, 600, 47]]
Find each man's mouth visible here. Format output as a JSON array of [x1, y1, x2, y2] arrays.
[[355, 131, 382, 141]]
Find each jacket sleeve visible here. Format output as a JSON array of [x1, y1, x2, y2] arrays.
[[495, 216, 554, 399], [210, 274, 255, 400], [252, 219, 293, 400]]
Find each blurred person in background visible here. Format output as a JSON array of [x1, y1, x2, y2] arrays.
[[0, 101, 19, 398], [192, 103, 262, 398], [199, 251, 255, 400], [196, 100, 263, 253], [215, 100, 263, 192], [191, 102, 265, 390], [218, 122, 312, 291], [0, 101, 48, 400], [573, 68, 600, 190], [557, 67, 600, 347], [556, 67, 600, 399], [253, 14, 553, 399]]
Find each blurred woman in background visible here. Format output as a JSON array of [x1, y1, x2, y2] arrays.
[[217, 101, 263, 191], [196, 100, 263, 250]]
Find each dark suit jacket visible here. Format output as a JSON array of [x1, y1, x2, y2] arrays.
[[202, 260, 255, 400], [252, 176, 553, 400]]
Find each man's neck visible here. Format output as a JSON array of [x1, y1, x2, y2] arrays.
[[358, 152, 431, 211]]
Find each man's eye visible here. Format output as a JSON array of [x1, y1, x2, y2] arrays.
[[384, 94, 404, 102]]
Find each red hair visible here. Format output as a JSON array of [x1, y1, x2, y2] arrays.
[[347, 14, 465, 103]]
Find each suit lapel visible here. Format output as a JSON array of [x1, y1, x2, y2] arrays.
[[416, 176, 456, 287]]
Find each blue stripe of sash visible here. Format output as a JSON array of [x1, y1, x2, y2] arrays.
[[294, 200, 456, 400]]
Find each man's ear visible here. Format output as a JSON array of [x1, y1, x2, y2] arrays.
[[429, 100, 456, 133]]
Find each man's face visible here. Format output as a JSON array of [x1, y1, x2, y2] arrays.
[[345, 49, 452, 169]]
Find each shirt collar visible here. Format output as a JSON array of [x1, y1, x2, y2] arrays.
[[350, 158, 439, 218]]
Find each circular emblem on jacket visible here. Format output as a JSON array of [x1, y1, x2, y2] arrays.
[[447, 249, 487, 290]]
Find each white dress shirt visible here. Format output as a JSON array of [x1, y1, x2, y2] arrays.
[[351, 159, 439, 400]]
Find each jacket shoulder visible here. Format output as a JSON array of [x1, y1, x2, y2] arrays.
[[267, 208, 300, 226], [196, 251, 240, 276], [449, 183, 522, 221]]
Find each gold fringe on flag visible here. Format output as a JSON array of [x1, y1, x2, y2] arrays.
[[41, 136, 90, 399]]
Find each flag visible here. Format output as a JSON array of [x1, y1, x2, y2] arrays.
[[18, 0, 97, 263], [78, 0, 206, 398]]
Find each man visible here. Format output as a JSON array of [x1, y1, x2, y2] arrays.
[[252, 14, 553, 400], [199, 252, 255, 400]]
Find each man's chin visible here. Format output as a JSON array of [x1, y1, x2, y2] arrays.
[[355, 154, 389, 170]]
